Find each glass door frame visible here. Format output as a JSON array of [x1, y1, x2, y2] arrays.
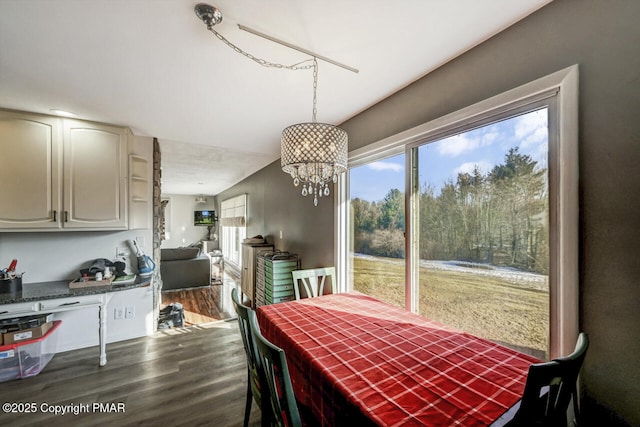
[[337, 65, 579, 359]]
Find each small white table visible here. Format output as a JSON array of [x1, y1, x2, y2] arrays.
[[208, 251, 224, 284], [0, 293, 113, 366], [0, 279, 149, 367]]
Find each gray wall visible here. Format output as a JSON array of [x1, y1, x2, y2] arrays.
[[216, 158, 334, 269], [219, 0, 639, 423]]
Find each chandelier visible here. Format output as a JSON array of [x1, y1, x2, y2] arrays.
[[281, 59, 348, 206], [194, 3, 355, 206]]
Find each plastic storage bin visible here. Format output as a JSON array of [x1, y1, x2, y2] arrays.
[[256, 252, 300, 306], [0, 320, 61, 383]]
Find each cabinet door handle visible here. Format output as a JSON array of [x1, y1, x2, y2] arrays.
[[65, 211, 69, 222], [52, 210, 57, 222]]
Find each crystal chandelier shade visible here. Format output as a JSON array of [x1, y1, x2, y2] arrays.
[[281, 122, 348, 206]]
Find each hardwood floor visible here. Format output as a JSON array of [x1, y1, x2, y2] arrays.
[[161, 284, 234, 325], [160, 276, 238, 326], [0, 320, 262, 427]]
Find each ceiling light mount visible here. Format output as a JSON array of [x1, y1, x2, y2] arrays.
[[195, 3, 222, 29], [193, 4, 352, 206]]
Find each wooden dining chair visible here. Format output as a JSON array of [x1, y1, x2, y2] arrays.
[[248, 310, 302, 427], [291, 267, 336, 300], [506, 332, 590, 427], [231, 287, 271, 427]]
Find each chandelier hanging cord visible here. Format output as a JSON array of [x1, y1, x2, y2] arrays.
[[194, 3, 350, 206], [207, 25, 315, 71], [194, 3, 358, 73], [312, 57, 318, 122]]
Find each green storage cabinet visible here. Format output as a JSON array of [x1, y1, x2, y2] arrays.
[[255, 252, 300, 307]]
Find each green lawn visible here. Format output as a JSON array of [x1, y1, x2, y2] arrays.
[[352, 255, 549, 359]]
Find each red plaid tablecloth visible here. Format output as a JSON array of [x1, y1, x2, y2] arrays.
[[256, 292, 540, 427]]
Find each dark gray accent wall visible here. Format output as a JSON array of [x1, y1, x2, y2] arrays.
[[216, 158, 334, 270], [219, 0, 639, 423]]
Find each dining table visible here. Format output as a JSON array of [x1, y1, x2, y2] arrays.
[[255, 291, 541, 427]]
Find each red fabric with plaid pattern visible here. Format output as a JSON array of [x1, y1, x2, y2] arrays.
[[256, 291, 540, 427]]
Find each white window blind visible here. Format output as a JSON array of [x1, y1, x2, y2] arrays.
[[220, 194, 246, 227]]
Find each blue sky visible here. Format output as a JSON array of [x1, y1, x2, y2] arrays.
[[350, 108, 548, 202]]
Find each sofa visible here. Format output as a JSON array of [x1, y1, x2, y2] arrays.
[[160, 247, 210, 290]]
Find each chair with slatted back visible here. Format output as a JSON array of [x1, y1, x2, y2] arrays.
[[231, 287, 271, 427], [506, 332, 589, 427], [248, 310, 302, 427], [291, 267, 336, 300]]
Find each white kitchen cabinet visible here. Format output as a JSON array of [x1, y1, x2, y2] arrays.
[[0, 111, 62, 229], [62, 119, 128, 229], [0, 110, 129, 230]]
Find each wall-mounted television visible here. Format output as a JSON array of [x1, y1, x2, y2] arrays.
[[194, 210, 217, 226]]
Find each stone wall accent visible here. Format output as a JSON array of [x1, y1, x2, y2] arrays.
[[151, 137, 162, 329]]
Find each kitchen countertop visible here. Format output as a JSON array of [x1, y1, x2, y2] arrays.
[[0, 277, 152, 305]]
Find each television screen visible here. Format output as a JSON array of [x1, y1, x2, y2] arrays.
[[194, 210, 217, 226]]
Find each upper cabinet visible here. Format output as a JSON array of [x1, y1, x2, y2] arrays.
[[62, 120, 128, 229], [0, 111, 62, 229], [0, 110, 129, 231]]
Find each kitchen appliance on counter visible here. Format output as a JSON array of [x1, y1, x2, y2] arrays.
[[130, 240, 155, 277]]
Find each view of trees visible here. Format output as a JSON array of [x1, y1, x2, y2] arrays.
[[351, 148, 549, 274]]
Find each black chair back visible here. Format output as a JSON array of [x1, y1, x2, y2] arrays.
[[231, 287, 271, 427], [249, 310, 302, 427], [511, 332, 589, 427]]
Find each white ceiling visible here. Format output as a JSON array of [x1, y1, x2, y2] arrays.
[[0, 0, 551, 196]]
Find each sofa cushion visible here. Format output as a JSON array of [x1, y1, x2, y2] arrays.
[[161, 247, 200, 261]]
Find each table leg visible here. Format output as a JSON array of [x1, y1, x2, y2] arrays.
[[99, 303, 107, 366]]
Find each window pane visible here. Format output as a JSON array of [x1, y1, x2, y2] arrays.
[[417, 109, 549, 359], [222, 226, 245, 268], [349, 154, 405, 309]]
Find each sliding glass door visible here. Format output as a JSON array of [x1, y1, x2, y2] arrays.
[[416, 109, 549, 359], [340, 66, 579, 360], [348, 154, 405, 309]]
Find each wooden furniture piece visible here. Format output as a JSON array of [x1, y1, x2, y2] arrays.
[[291, 267, 336, 300], [249, 309, 302, 427], [241, 243, 273, 308], [231, 288, 271, 427], [255, 252, 300, 307], [256, 291, 541, 427], [502, 332, 589, 427]]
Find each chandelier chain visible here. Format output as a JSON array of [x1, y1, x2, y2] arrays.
[[312, 58, 318, 123], [207, 27, 314, 71], [195, 3, 349, 206]]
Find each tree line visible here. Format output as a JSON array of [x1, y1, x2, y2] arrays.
[[351, 148, 549, 274]]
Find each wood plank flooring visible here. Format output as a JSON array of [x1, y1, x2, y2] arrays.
[[160, 273, 239, 326], [161, 284, 234, 325], [0, 320, 262, 427]]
